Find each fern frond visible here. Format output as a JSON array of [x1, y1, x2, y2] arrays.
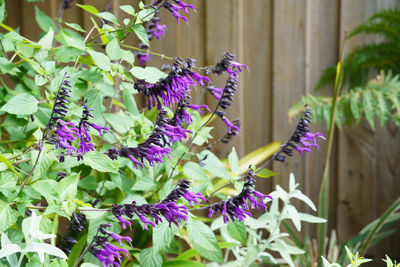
[[349, 21, 400, 41], [290, 73, 400, 130]]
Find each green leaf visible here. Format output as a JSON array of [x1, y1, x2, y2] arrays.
[[298, 212, 327, 223], [64, 22, 86, 32], [256, 168, 277, 178], [130, 66, 168, 83], [362, 89, 375, 129], [162, 260, 206, 267], [85, 89, 105, 118], [122, 87, 139, 116], [187, 217, 223, 263], [97, 12, 120, 25], [76, 4, 99, 15], [35, 6, 55, 32], [228, 148, 241, 174], [132, 24, 150, 46], [32, 153, 56, 181], [32, 180, 58, 203], [0, 93, 38, 115], [227, 220, 247, 245], [0, 154, 21, 177], [183, 162, 208, 181], [136, 8, 156, 23], [83, 151, 118, 173], [140, 248, 162, 267], [0, 171, 18, 189], [197, 150, 230, 179], [152, 221, 177, 252], [87, 50, 111, 71], [106, 38, 122, 60], [0, 201, 18, 232], [120, 5, 136, 16], [56, 173, 79, 201], [374, 90, 389, 127], [62, 31, 85, 50], [0, 0, 6, 24], [350, 90, 362, 121]]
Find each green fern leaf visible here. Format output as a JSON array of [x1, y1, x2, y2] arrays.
[[350, 90, 362, 123], [374, 90, 390, 127], [362, 89, 375, 130]]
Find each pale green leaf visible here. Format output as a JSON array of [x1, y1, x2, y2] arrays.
[[0, 201, 18, 232], [87, 50, 111, 71], [1, 93, 38, 115], [130, 66, 167, 83], [83, 151, 118, 173]]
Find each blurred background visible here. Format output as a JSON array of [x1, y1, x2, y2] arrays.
[[4, 0, 400, 262]]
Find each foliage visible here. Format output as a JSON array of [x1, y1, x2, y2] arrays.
[[0, 0, 330, 266], [291, 8, 400, 130]]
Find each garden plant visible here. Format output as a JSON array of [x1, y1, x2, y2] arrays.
[[0, 1, 398, 267]]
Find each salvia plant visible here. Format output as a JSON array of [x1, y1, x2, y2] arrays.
[[0, 0, 356, 266], [290, 8, 400, 130]]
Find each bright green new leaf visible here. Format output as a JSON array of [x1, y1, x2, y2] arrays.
[[132, 24, 150, 46], [106, 38, 122, 60], [0, 93, 38, 115], [83, 151, 118, 173], [0, 154, 20, 177], [87, 50, 111, 71], [97, 12, 120, 25], [120, 5, 135, 16], [256, 168, 277, 178], [76, 4, 99, 15], [35, 6, 55, 32]]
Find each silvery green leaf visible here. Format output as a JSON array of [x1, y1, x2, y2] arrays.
[[0, 233, 20, 265], [33, 243, 67, 262], [291, 191, 316, 211], [286, 204, 301, 231], [289, 173, 297, 192], [298, 212, 327, 223]]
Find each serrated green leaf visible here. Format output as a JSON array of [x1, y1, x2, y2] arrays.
[[350, 90, 362, 121], [0, 201, 18, 232], [130, 66, 167, 83], [187, 217, 223, 263], [120, 5, 135, 16], [83, 151, 118, 173], [0, 171, 18, 189], [140, 248, 162, 267], [97, 12, 120, 25], [256, 168, 277, 178], [228, 148, 241, 174], [35, 6, 55, 32], [0, 154, 20, 178], [87, 50, 111, 71], [132, 24, 150, 46], [56, 173, 79, 201], [183, 162, 208, 181], [76, 4, 99, 15], [122, 87, 139, 116], [197, 150, 230, 179], [227, 220, 247, 245], [0, 93, 38, 115], [153, 221, 177, 252], [106, 38, 122, 60], [64, 22, 86, 32], [375, 90, 389, 127]]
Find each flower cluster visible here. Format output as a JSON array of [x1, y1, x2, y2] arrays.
[[206, 52, 248, 135], [135, 57, 210, 110], [208, 169, 272, 223], [273, 106, 326, 162], [106, 109, 191, 168], [112, 180, 205, 230], [161, 0, 196, 24], [89, 223, 132, 267]]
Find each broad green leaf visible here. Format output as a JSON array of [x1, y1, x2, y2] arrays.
[[256, 168, 277, 178], [197, 150, 229, 179], [83, 151, 118, 173], [32, 180, 58, 203], [38, 28, 54, 50], [32, 153, 56, 181], [132, 24, 150, 46], [85, 89, 105, 118], [228, 148, 241, 174], [35, 6, 55, 32], [56, 173, 80, 201], [0, 0, 5, 24], [136, 8, 156, 23], [97, 12, 120, 25], [0, 171, 18, 189], [76, 4, 99, 15], [104, 111, 133, 134], [65, 22, 86, 32], [0, 154, 20, 177], [152, 221, 177, 252], [0, 201, 18, 232], [227, 220, 247, 245], [121, 49, 135, 64], [130, 66, 167, 83], [140, 248, 162, 267], [122, 87, 139, 115], [187, 217, 223, 263], [183, 162, 208, 181], [35, 75, 47, 86], [62, 31, 85, 50], [120, 5, 135, 16], [87, 50, 111, 71], [106, 38, 122, 60], [0, 93, 38, 115]]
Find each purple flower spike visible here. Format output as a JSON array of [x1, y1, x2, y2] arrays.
[[163, 2, 189, 24], [128, 155, 144, 169], [115, 215, 131, 230], [183, 191, 206, 207], [90, 123, 109, 136], [189, 72, 210, 85], [188, 104, 209, 113], [138, 53, 151, 66], [231, 61, 249, 72], [174, 0, 196, 14], [138, 214, 156, 230], [222, 117, 240, 134], [109, 233, 132, 247]]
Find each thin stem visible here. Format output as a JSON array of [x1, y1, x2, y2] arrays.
[[26, 205, 111, 212], [74, 26, 96, 69], [73, 230, 98, 267], [120, 44, 174, 61], [53, 0, 65, 46]]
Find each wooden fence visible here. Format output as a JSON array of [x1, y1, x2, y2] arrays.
[[4, 0, 400, 260]]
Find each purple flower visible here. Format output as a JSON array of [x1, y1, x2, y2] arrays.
[[90, 123, 109, 136], [183, 191, 206, 207], [115, 215, 131, 230], [222, 117, 240, 134], [138, 53, 151, 66], [54, 120, 80, 155]]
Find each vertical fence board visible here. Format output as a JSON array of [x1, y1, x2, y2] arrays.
[[272, 0, 307, 191]]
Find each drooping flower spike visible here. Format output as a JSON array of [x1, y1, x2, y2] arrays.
[[208, 169, 273, 223], [162, 0, 196, 24], [271, 106, 326, 162], [89, 223, 132, 267], [112, 180, 205, 230], [59, 211, 88, 254]]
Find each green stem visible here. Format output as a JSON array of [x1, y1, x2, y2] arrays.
[[317, 31, 348, 263]]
